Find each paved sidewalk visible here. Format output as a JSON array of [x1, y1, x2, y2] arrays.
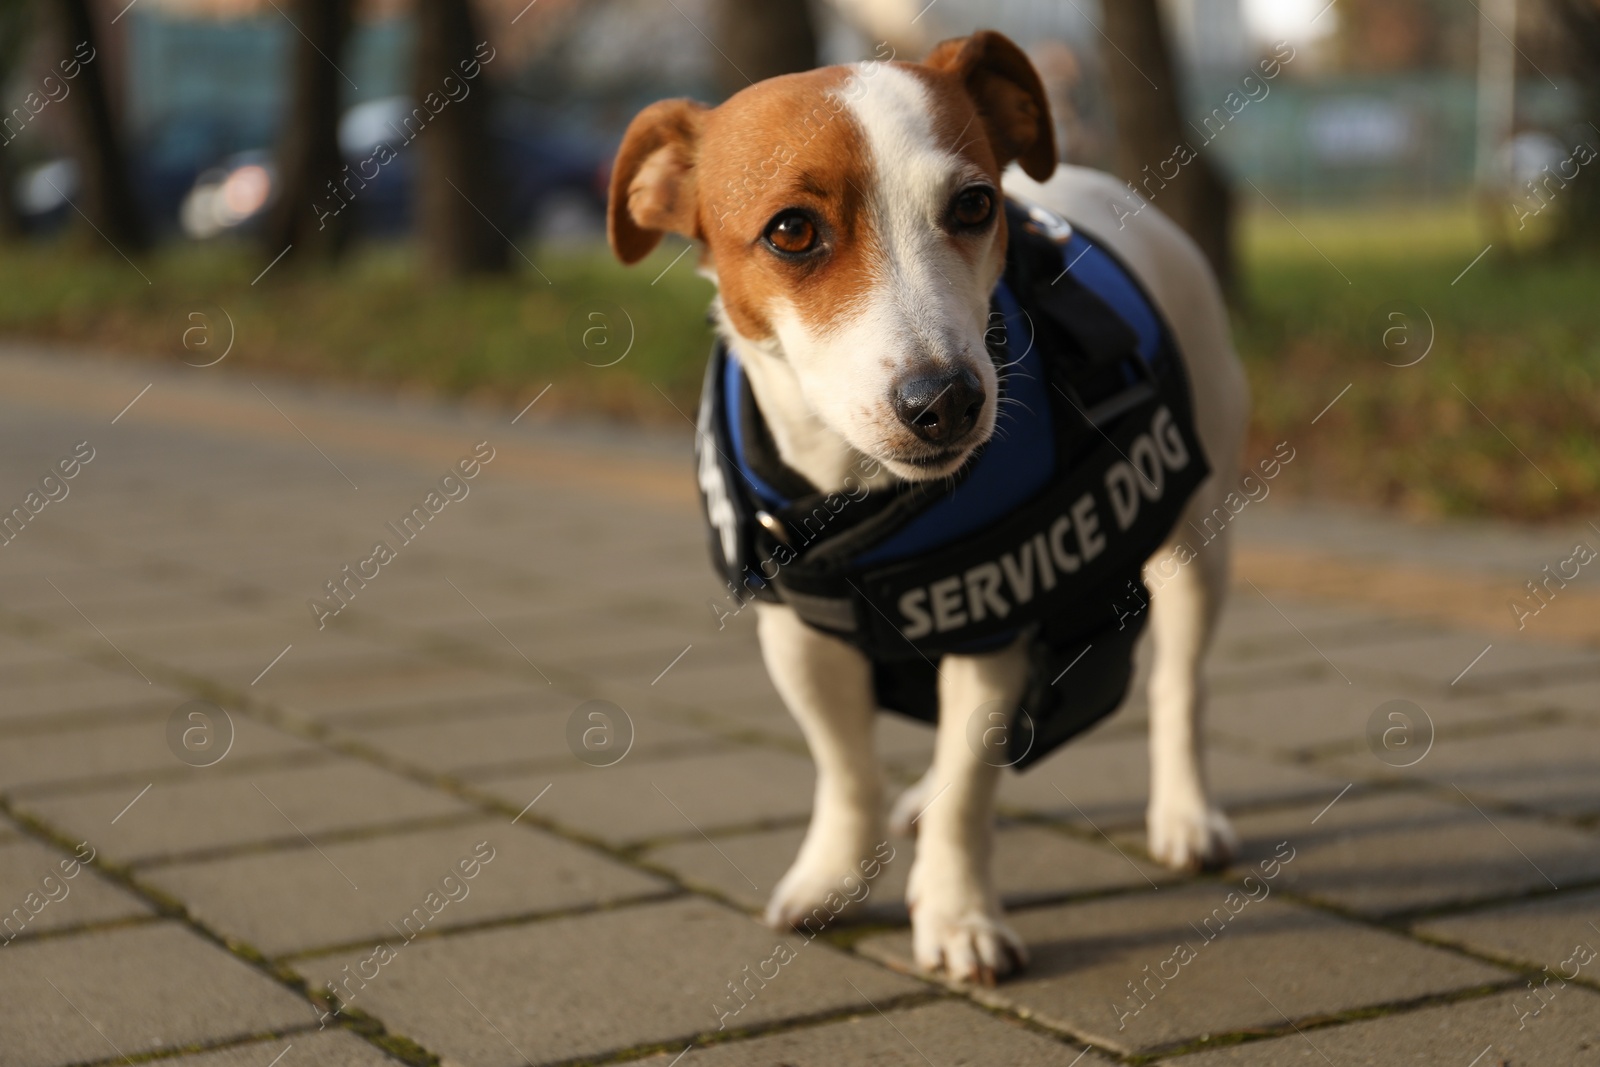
[[0, 345, 1597, 1066]]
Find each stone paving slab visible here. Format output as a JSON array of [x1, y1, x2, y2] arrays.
[[340, 703, 729, 778], [153, 1031, 401, 1067], [315, 687, 577, 730], [1222, 791, 1600, 917], [18, 759, 473, 866], [0, 568, 226, 608], [540, 562, 719, 606], [420, 584, 708, 630], [300, 677, 561, 726], [16, 590, 262, 638], [327, 573, 555, 623], [0, 672, 190, 725], [227, 648, 430, 685], [1211, 597, 1433, 656], [9, 590, 258, 634], [856, 882, 1508, 1056], [157, 644, 420, 691], [0, 714, 318, 796], [998, 735, 1345, 830], [0, 636, 77, 671], [299, 896, 921, 1067], [555, 641, 757, 688], [326, 596, 542, 643], [1154, 987, 1600, 1066], [643, 823, 1172, 920], [0, 652, 126, 687], [0, 921, 313, 1067], [1326, 722, 1600, 819], [478, 748, 817, 846], [1511, 675, 1600, 719], [642, 658, 788, 721], [1416, 887, 1600, 973], [630, 682, 808, 747], [1202, 655, 1339, 697], [637, 1000, 1118, 1065], [531, 630, 748, 681], [104, 616, 378, 658], [1333, 631, 1600, 692], [0, 837, 152, 938], [100, 623, 399, 679], [1205, 677, 1513, 755], [1237, 497, 1598, 575], [145, 818, 672, 957], [264, 663, 549, 720], [873, 713, 939, 768], [485, 611, 750, 667]]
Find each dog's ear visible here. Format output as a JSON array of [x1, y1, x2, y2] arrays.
[[923, 31, 1056, 182], [607, 98, 708, 265]]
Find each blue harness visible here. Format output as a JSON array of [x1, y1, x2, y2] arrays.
[[697, 200, 1208, 767]]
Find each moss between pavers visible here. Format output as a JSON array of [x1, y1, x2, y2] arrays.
[[1129, 979, 1519, 1064]]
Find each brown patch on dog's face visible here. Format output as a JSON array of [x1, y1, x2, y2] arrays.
[[690, 68, 880, 345]]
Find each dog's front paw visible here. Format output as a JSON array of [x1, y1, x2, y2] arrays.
[[1147, 798, 1238, 872], [764, 838, 887, 932], [907, 856, 1027, 986]]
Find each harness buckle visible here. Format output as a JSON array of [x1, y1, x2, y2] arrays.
[[1017, 198, 1075, 245], [755, 510, 791, 545]]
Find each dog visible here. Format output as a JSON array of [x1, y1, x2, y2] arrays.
[[606, 31, 1248, 985]]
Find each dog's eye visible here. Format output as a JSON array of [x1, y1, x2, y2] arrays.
[[951, 187, 996, 229], [764, 211, 818, 256]]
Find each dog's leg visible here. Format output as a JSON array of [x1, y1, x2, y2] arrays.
[[756, 602, 886, 929], [907, 641, 1030, 984], [888, 763, 941, 837], [1144, 521, 1238, 871]]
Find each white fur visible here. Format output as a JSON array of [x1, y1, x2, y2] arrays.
[[727, 99, 1247, 975]]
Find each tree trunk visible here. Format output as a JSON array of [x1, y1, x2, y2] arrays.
[[1100, 0, 1235, 293], [52, 0, 147, 252], [413, 0, 507, 275], [1546, 0, 1600, 252], [0, 149, 24, 242], [262, 0, 353, 262], [0, 0, 33, 242], [713, 0, 818, 99]]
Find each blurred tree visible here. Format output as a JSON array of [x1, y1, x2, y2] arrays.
[[413, 0, 507, 275], [0, 0, 33, 241], [262, 0, 354, 262], [713, 0, 818, 99], [52, 0, 147, 252], [1101, 0, 1234, 293], [1332, 0, 1475, 73], [1547, 0, 1600, 250]]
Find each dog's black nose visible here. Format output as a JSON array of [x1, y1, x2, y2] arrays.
[[892, 369, 985, 445]]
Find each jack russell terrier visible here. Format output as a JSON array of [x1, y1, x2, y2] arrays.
[[607, 31, 1248, 985]]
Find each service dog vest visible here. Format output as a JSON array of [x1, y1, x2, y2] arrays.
[[695, 199, 1209, 768]]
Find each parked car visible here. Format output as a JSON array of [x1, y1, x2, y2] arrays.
[[172, 96, 610, 241], [14, 96, 610, 243]]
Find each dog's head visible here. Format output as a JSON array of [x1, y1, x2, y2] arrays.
[[607, 32, 1055, 481]]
